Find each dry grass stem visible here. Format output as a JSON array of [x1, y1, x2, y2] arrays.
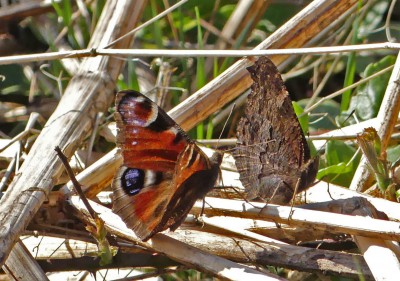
[[191, 198, 400, 241], [70, 196, 373, 280], [1, 42, 400, 66]]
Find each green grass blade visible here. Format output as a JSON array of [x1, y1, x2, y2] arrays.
[[195, 6, 206, 139], [341, 1, 362, 111]]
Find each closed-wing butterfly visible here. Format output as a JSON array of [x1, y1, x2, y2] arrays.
[[112, 90, 222, 241], [234, 57, 319, 204]]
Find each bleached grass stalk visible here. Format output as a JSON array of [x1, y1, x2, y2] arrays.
[[312, 117, 381, 151], [1, 43, 400, 66], [0, 154, 17, 195], [0, 129, 40, 153], [193, 197, 400, 241], [0, 112, 41, 157], [199, 216, 288, 245], [70, 196, 375, 279]]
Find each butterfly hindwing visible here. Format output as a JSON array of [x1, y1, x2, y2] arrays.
[[113, 167, 174, 239], [161, 143, 221, 232]]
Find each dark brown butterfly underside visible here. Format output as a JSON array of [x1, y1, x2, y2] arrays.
[[112, 90, 222, 241], [234, 57, 319, 204]]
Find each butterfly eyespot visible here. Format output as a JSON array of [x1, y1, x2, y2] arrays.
[[122, 168, 144, 195]]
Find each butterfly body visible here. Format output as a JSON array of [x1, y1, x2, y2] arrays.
[[113, 90, 222, 241], [234, 57, 318, 203]]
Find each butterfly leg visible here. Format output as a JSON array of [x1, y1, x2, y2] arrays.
[[288, 178, 302, 222], [257, 179, 291, 216], [200, 197, 206, 217]]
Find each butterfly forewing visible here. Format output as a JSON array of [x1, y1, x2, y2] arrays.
[[115, 91, 191, 171]]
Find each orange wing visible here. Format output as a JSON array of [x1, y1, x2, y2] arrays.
[[112, 90, 222, 241]]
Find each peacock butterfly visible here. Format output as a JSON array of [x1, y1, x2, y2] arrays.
[[112, 90, 222, 241], [234, 57, 319, 204]]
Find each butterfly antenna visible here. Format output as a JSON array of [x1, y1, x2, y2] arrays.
[[217, 103, 236, 149]]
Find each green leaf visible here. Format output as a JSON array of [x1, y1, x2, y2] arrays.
[[319, 140, 360, 187], [355, 56, 395, 120], [341, 1, 362, 111], [337, 55, 395, 126], [325, 140, 356, 165], [297, 98, 341, 132], [387, 145, 400, 168], [318, 162, 353, 177], [358, 0, 390, 38], [218, 4, 235, 19], [151, 0, 163, 48], [292, 101, 308, 134], [127, 59, 140, 91], [195, 7, 205, 89]]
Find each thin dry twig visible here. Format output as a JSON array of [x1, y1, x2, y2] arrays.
[[55, 146, 97, 220], [1, 42, 400, 65]]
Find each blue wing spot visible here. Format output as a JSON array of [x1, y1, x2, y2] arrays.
[[122, 168, 144, 196]]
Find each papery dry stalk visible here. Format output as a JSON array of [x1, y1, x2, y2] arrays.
[[191, 198, 400, 241], [69, 196, 373, 280], [2, 241, 48, 280], [304, 181, 400, 221], [170, 231, 373, 280]]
